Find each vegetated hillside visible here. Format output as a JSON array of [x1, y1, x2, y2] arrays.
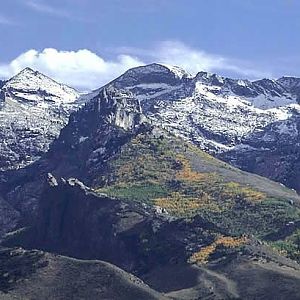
[[94, 128, 300, 263], [95, 128, 300, 209], [3, 169, 300, 300], [0, 247, 166, 300]]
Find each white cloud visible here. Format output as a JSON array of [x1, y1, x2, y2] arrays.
[[154, 41, 227, 74], [120, 41, 270, 79], [0, 41, 270, 91], [0, 48, 144, 90]]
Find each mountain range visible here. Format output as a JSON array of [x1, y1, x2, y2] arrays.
[[1, 64, 299, 191], [0, 64, 300, 299]]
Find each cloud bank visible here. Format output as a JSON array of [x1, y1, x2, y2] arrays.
[[152, 41, 268, 78], [0, 41, 268, 91], [0, 49, 144, 90]]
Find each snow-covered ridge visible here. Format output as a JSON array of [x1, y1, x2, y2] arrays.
[[1, 63, 300, 171], [104, 63, 300, 109], [160, 64, 193, 79], [95, 63, 300, 155], [0, 68, 83, 170], [4, 67, 79, 104]]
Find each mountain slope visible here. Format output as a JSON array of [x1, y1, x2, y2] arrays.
[[219, 113, 300, 192], [1, 84, 300, 299], [0, 68, 81, 170], [2, 85, 299, 219], [2, 86, 300, 254], [4, 172, 300, 300], [95, 63, 300, 192], [0, 197, 19, 241], [0, 247, 166, 300]]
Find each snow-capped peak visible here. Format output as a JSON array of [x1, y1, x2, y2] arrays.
[[17, 67, 36, 75], [4, 67, 79, 104], [195, 71, 226, 86], [118, 63, 171, 76], [113, 63, 192, 84], [160, 64, 193, 79], [0, 67, 83, 170]]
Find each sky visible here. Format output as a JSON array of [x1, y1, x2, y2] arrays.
[[0, 0, 299, 90]]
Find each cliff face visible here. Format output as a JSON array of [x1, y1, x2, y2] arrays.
[[45, 86, 148, 180], [7, 175, 187, 275]]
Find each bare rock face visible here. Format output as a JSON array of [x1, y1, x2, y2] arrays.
[[87, 86, 146, 131], [45, 86, 149, 182], [6, 175, 186, 275], [0, 197, 19, 240]]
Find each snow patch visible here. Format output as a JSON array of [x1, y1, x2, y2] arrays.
[[79, 136, 89, 143]]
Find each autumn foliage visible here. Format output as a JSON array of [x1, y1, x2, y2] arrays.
[[188, 236, 248, 265]]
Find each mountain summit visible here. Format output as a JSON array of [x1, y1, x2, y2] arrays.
[[0, 68, 81, 170], [3, 67, 79, 104]]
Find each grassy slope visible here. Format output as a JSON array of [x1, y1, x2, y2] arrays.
[[0, 248, 166, 300], [95, 128, 300, 263], [144, 245, 300, 300]]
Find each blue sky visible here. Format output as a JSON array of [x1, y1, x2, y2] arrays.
[[0, 0, 299, 90]]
